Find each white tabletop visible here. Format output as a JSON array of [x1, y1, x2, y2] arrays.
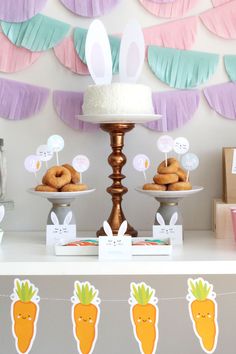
[[0, 231, 236, 275]]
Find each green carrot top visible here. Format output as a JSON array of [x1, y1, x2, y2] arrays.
[[75, 282, 98, 305], [16, 280, 37, 303], [188, 279, 211, 301], [132, 283, 154, 305]]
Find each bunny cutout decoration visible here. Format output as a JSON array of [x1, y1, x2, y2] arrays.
[[153, 212, 183, 245], [99, 220, 132, 260], [46, 211, 76, 246], [85, 19, 145, 85], [0, 205, 5, 244]]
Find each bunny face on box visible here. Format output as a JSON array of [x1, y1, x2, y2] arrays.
[[153, 212, 183, 245], [0, 205, 5, 244], [46, 211, 76, 246], [82, 19, 154, 117]]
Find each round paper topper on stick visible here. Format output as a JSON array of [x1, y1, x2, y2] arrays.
[[181, 153, 199, 171], [24, 155, 42, 173], [36, 145, 54, 162], [133, 154, 150, 172], [173, 137, 190, 155], [157, 135, 174, 153], [72, 155, 90, 173], [47, 135, 64, 152]]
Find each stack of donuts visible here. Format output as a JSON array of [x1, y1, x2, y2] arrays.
[[143, 158, 192, 191], [35, 164, 88, 192]]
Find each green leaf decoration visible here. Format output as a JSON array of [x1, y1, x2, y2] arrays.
[[75, 282, 97, 305], [148, 46, 219, 89], [132, 283, 154, 305], [1, 14, 70, 52], [188, 278, 212, 301], [15, 280, 37, 303], [224, 55, 236, 82], [74, 27, 120, 74]]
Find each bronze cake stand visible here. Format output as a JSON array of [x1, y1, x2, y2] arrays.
[[78, 114, 161, 237]]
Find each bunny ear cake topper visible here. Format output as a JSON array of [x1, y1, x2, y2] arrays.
[[85, 20, 113, 85], [119, 20, 145, 83]]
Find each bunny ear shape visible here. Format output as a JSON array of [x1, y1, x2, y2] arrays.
[[170, 212, 178, 226], [0, 205, 5, 224], [156, 213, 165, 226], [85, 20, 113, 85], [118, 220, 128, 237], [103, 221, 113, 237], [51, 212, 59, 226], [64, 211, 72, 225], [119, 20, 145, 83]]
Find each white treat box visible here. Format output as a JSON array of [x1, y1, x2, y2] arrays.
[[55, 237, 172, 256], [0, 229, 3, 244]]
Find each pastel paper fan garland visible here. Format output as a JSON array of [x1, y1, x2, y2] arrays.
[[200, 1, 236, 39], [204, 82, 236, 120], [143, 16, 198, 50], [60, 0, 120, 18], [224, 55, 236, 82], [53, 91, 99, 132], [1, 14, 70, 52], [0, 0, 47, 23], [150, 0, 176, 2], [54, 36, 89, 75], [212, 0, 231, 6], [0, 33, 41, 73], [139, 0, 199, 18], [0, 79, 49, 120], [148, 46, 219, 89], [145, 90, 200, 131]]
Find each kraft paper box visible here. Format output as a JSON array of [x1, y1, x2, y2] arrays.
[[213, 199, 235, 239], [222, 147, 236, 203]]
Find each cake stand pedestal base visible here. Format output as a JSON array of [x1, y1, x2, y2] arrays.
[[97, 123, 138, 237]]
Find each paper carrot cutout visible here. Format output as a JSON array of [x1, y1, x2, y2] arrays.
[[187, 278, 219, 353], [11, 279, 40, 354], [129, 282, 159, 354], [71, 281, 100, 354]]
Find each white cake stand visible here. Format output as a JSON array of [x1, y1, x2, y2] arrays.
[[78, 114, 162, 237], [136, 186, 204, 226], [28, 188, 95, 225]]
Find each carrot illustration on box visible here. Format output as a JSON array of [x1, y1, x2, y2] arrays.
[[71, 281, 100, 354], [11, 279, 40, 354], [129, 282, 159, 354], [187, 278, 219, 353]]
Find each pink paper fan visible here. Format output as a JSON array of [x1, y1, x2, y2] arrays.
[[143, 16, 198, 50], [204, 82, 236, 120], [149, 0, 176, 2], [0, 33, 41, 73], [53, 91, 99, 132], [139, 0, 199, 18], [60, 0, 120, 18], [145, 90, 200, 131], [54, 36, 89, 75], [200, 2, 236, 39], [212, 0, 231, 6]]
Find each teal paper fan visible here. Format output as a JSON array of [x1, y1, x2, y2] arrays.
[[1, 14, 70, 52], [148, 46, 219, 89], [74, 27, 120, 74], [224, 55, 236, 82]]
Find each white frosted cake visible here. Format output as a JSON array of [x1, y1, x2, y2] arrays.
[[82, 83, 154, 116]]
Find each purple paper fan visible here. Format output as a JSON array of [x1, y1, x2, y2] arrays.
[[60, 0, 120, 18], [145, 90, 200, 131], [0, 0, 48, 23], [204, 82, 236, 120], [53, 91, 99, 132], [0, 78, 49, 120]]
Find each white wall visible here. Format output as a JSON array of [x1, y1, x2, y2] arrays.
[[0, 0, 235, 232]]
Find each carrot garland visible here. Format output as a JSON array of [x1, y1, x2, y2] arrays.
[[11, 279, 40, 354], [71, 281, 100, 354], [187, 278, 219, 354], [129, 282, 159, 354]]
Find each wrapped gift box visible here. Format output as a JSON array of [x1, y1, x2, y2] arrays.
[[213, 198, 236, 239]]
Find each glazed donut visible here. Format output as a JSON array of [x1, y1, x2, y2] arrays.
[[158, 158, 180, 174], [60, 183, 88, 192], [35, 185, 58, 192], [153, 174, 179, 185], [176, 168, 188, 182], [168, 182, 192, 191], [43, 166, 71, 189], [63, 164, 80, 184], [143, 183, 167, 191]]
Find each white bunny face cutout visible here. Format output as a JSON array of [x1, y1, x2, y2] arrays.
[[85, 19, 145, 85], [103, 220, 128, 238], [46, 211, 76, 246], [153, 212, 183, 245], [0, 205, 5, 225]]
